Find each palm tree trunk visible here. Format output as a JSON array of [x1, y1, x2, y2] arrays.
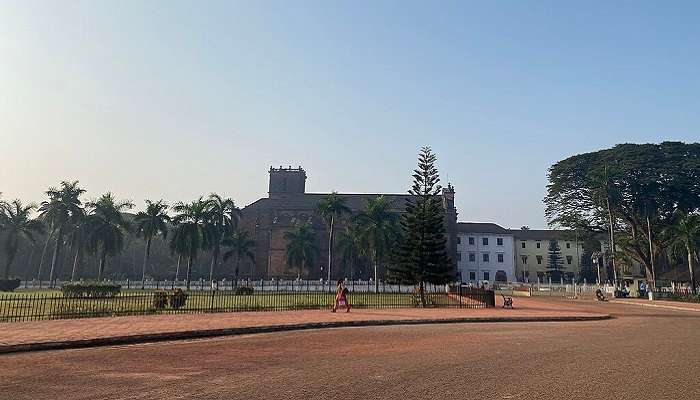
[[97, 251, 106, 281], [688, 247, 697, 295], [349, 256, 354, 281], [4, 257, 12, 280], [209, 245, 219, 284], [37, 231, 53, 282], [48, 227, 64, 287], [606, 196, 618, 286], [419, 280, 426, 308], [234, 256, 240, 287], [70, 245, 81, 281], [327, 215, 334, 282], [25, 245, 36, 282], [186, 254, 193, 290], [4, 240, 17, 279], [142, 237, 152, 289], [175, 254, 181, 281], [373, 250, 379, 293], [3, 236, 15, 279]]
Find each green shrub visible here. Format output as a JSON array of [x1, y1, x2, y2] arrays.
[[61, 282, 121, 298], [152, 291, 168, 309], [669, 293, 700, 303], [169, 288, 188, 309], [233, 286, 254, 295], [410, 287, 436, 307], [0, 279, 21, 292]]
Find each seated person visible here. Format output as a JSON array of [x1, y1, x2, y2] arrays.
[[595, 288, 606, 301]]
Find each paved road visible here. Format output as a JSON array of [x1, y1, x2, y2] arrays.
[[1, 299, 698, 399]]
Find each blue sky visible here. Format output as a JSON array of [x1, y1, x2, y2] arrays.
[[1, 1, 699, 228]]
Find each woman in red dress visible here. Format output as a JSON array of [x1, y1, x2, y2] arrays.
[[332, 279, 350, 312]]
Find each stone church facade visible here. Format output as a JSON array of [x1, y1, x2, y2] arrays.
[[238, 166, 459, 280]]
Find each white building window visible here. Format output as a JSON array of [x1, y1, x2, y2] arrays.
[[497, 238, 503, 246], [483, 238, 489, 246], [483, 253, 489, 262], [469, 253, 476, 262], [497, 253, 504, 263]]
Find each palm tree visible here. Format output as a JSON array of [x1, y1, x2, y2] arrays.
[[284, 223, 318, 278], [67, 208, 88, 281], [0, 200, 45, 279], [171, 198, 210, 290], [222, 230, 256, 284], [38, 181, 85, 285], [667, 211, 700, 295], [134, 200, 170, 287], [316, 192, 350, 282], [205, 194, 238, 283], [356, 196, 399, 292], [169, 224, 188, 282], [336, 221, 366, 280], [84, 193, 134, 281]]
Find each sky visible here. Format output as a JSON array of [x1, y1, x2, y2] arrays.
[[1, 1, 699, 229]]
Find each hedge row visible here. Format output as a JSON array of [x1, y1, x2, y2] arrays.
[[61, 282, 122, 298], [0, 279, 21, 292]]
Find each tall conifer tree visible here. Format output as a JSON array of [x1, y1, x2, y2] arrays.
[[546, 239, 564, 281], [391, 146, 453, 306]]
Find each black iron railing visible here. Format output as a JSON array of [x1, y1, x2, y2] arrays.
[[0, 285, 495, 322]]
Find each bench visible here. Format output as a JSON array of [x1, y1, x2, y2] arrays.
[[501, 294, 513, 309]]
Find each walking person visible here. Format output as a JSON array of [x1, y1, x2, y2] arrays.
[[332, 279, 351, 313]]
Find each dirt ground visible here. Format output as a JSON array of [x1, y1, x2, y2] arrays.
[[1, 298, 698, 399]]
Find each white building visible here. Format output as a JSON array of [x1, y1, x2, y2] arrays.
[[510, 229, 584, 283], [456, 222, 516, 283]]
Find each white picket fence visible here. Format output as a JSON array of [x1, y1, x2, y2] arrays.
[[17, 279, 449, 293]]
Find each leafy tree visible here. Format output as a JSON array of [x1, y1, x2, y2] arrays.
[[171, 198, 210, 289], [356, 195, 400, 292], [666, 211, 700, 295], [336, 221, 367, 280], [284, 223, 317, 278], [545, 142, 700, 284], [205, 194, 239, 282], [390, 146, 452, 305], [134, 200, 170, 287], [85, 193, 134, 281], [222, 230, 256, 283], [0, 200, 44, 279], [39, 181, 86, 285], [316, 192, 350, 282], [546, 239, 564, 281]]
